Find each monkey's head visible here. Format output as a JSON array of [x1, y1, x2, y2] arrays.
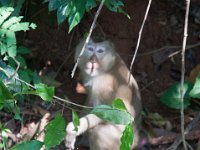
[[75, 37, 116, 77]]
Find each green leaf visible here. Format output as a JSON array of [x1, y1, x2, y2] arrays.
[[104, 0, 124, 12], [118, 8, 131, 19], [43, 0, 50, 3], [9, 22, 36, 31], [29, 23, 37, 29], [189, 77, 200, 98], [72, 111, 80, 131], [57, 1, 71, 24], [14, 90, 37, 97], [86, 0, 97, 10], [16, 55, 27, 69], [112, 98, 127, 111], [1, 16, 23, 29], [13, 105, 22, 121], [91, 105, 133, 125], [0, 28, 6, 36], [41, 75, 62, 87], [120, 123, 134, 150], [17, 46, 31, 55], [160, 81, 193, 109], [0, 42, 7, 55], [68, 0, 86, 33], [12, 0, 25, 16], [68, 11, 83, 33], [48, 0, 62, 11], [0, 0, 12, 6], [7, 44, 17, 57], [34, 83, 55, 101], [0, 60, 21, 92], [0, 7, 14, 25], [0, 78, 13, 97], [18, 70, 31, 83], [0, 80, 14, 109], [6, 30, 16, 57], [10, 140, 43, 150], [0, 143, 3, 149], [44, 115, 66, 149], [32, 71, 41, 84], [7, 56, 16, 68]]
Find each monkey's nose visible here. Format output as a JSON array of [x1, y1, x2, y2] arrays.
[[90, 54, 97, 63]]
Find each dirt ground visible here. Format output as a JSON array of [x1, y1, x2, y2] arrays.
[[8, 0, 200, 149]]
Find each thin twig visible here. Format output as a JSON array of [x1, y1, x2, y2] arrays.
[[54, 100, 87, 113], [53, 95, 93, 109], [180, 0, 190, 150], [166, 137, 182, 150], [15, 77, 93, 109], [185, 112, 200, 132], [138, 45, 181, 56], [119, 42, 200, 57], [165, 112, 200, 150], [12, 75, 132, 113], [7, 57, 20, 81], [129, 0, 152, 81], [168, 42, 200, 58], [71, 0, 105, 78], [61, 100, 65, 115], [140, 80, 155, 91]]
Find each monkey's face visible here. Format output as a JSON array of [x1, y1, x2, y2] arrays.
[[75, 39, 116, 77]]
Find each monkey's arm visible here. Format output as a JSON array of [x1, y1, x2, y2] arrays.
[[65, 114, 102, 149]]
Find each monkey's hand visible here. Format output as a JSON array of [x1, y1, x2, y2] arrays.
[[65, 114, 102, 149], [65, 122, 77, 150]]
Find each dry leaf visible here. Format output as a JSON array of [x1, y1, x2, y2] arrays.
[[188, 64, 200, 83]]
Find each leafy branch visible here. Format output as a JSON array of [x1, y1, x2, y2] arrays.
[[0, 7, 36, 58], [45, 0, 128, 33]]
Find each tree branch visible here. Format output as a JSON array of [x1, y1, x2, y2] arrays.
[[180, 0, 190, 150], [129, 0, 152, 80]]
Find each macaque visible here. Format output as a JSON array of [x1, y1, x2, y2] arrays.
[[65, 37, 142, 150]]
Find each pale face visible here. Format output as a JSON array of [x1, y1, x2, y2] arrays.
[[84, 41, 106, 76], [76, 39, 116, 77]]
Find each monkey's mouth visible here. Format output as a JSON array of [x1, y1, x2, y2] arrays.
[[86, 62, 99, 76]]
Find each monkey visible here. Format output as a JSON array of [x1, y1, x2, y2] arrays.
[[65, 37, 143, 150]]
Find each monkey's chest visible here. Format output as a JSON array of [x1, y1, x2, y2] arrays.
[[86, 74, 118, 106]]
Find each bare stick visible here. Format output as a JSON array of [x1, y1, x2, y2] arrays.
[[120, 42, 200, 57], [168, 42, 200, 58], [129, 0, 152, 79], [138, 45, 181, 56], [180, 0, 190, 149], [71, 0, 105, 78]]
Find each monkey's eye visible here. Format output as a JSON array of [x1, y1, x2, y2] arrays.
[[97, 49, 104, 53], [87, 47, 94, 52]]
